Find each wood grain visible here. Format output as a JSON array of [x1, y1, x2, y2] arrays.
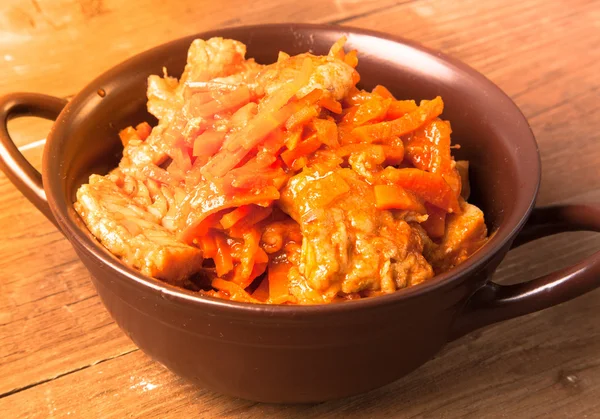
[[0, 0, 401, 97], [0, 0, 599, 417]]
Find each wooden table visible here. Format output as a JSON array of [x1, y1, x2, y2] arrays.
[[1, 0, 599, 417]]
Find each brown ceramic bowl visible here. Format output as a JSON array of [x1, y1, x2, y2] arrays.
[[1, 24, 599, 403]]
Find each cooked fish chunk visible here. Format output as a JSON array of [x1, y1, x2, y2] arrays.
[[430, 201, 488, 272], [134, 38, 261, 173], [178, 37, 252, 92], [280, 166, 433, 303], [75, 175, 203, 284], [147, 72, 179, 124], [257, 53, 357, 101]]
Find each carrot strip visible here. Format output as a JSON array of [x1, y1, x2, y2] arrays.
[[383, 149, 405, 168], [280, 135, 322, 167], [230, 102, 258, 127], [285, 105, 319, 131], [201, 60, 314, 178], [298, 89, 324, 106], [373, 184, 427, 213], [188, 85, 251, 118], [258, 57, 314, 117], [211, 278, 260, 303], [192, 131, 226, 157], [340, 106, 359, 124], [372, 85, 395, 100], [422, 203, 447, 238], [179, 186, 280, 244], [318, 96, 342, 114], [344, 87, 372, 106], [214, 234, 234, 277], [220, 205, 252, 229], [135, 122, 152, 140], [252, 276, 270, 301], [198, 234, 218, 259], [268, 259, 292, 301], [313, 118, 339, 148], [386, 100, 418, 119], [380, 167, 460, 213], [353, 97, 392, 126], [254, 248, 269, 264], [249, 262, 267, 282], [328, 36, 347, 59], [344, 50, 359, 68], [119, 127, 138, 147], [283, 129, 302, 150], [336, 143, 384, 159], [233, 206, 273, 231], [352, 96, 444, 143]]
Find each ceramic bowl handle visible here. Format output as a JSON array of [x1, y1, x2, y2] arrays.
[[451, 204, 600, 339], [0, 93, 68, 229]]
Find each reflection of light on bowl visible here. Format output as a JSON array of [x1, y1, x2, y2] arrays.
[[18, 138, 46, 152], [353, 34, 458, 84], [8, 115, 55, 172], [17, 138, 46, 172]]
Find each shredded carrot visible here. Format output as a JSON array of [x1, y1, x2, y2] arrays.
[[214, 234, 234, 277], [328, 36, 347, 59], [352, 96, 444, 143], [179, 186, 280, 244], [280, 134, 322, 167], [374, 184, 427, 213], [286, 106, 319, 131], [135, 122, 152, 140], [372, 85, 395, 99], [220, 205, 253, 229], [283, 129, 302, 150], [192, 131, 225, 157], [119, 126, 138, 147], [197, 233, 217, 259], [268, 260, 292, 301], [232, 205, 273, 231], [211, 277, 260, 303], [380, 167, 460, 213], [340, 105, 359, 124], [386, 100, 418, 119], [313, 118, 339, 148], [188, 85, 252, 118], [254, 248, 269, 264], [201, 59, 314, 178], [318, 95, 343, 114], [353, 97, 392, 126], [336, 143, 384, 158], [298, 89, 324, 106], [422, 204, 446, 238], [382, 137, 405, 165], [251, 276, 270, 301], [344, 50, 359, 68]]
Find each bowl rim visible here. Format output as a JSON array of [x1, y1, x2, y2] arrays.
[[45, 23, 541, 316]]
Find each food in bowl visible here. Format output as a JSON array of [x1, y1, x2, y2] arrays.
[[74, 37, 488, 305]]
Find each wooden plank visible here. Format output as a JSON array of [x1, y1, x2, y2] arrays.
[[0, 176, 136, 396], [1, 287, 599, 418], [0, 0, 401, 98]]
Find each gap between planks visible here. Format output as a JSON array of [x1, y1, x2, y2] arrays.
[[0, 348, 139, 399]]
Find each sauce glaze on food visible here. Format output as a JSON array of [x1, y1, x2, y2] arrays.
[[74, 37, 488, 304]]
